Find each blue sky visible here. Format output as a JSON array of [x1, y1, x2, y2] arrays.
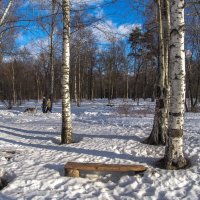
[[93, 0, 144, 43], [102, 0, 144, 25], [14, 0, 144, 54]]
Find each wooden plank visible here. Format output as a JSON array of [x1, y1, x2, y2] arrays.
[[67, 169, 80, 177], [65, 162, 146, 176]]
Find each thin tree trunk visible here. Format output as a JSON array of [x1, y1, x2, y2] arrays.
[[100, 73, 103, 99], [89, 58, 93, 101], [0, 0, 13, 48], [123, 69, 129, 100], [61, 0, 73, 144], [0, 0, 13, 26], [111, 82, 114, 100], [11, 62, 16, 105], [77, 53, 81, 107], [126, 75, 129, 99], [163, 0, 170, 132], [74, 57, 77, 103], [187, 61, 193, 111], [193, 75, 200, 108], [164, 0, 187, 169], [19, 82, 22, 105], [36, 72, 40, 103], [50, 0, 56, 109], [108, 65, 112, 105], [91, 77, 94, 100]]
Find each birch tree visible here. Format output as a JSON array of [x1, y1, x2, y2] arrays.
[[61, 0, 73, 144], [0, 0, 13, 27], [145, 0, 170, 145], [0, 0, 13, 48], [164, 0, 187, 169], [50, 0, 56, 110]]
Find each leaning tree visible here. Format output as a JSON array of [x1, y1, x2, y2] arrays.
[[145, 0, 170, 145]]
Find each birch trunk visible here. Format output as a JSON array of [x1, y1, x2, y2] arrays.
[[0, 0, 13, 47], [145, 0, 169, 145], [61, 0, 73, 144], [0, 0, 13, 27], [50, 0, 56, 109], [164, 0, 187, 169]]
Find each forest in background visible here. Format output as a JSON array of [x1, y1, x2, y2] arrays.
[[0, 0, 199, 112]]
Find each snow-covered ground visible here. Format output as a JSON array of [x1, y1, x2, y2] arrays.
[[0, 99, 199, 200]]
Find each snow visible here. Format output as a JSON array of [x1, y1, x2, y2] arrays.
[[0, 99, 200, 200]]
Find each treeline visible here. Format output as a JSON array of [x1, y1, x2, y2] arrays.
[[0, 0, 199, 111], [0, 40, 157, 103]]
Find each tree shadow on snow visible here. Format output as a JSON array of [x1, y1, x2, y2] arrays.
[[0, 137, 159, 167], [73, 133, 143, 143], [0, 125, 143, 143], [0, 194, 13, 200], [0, 128, 56, 142], [0, 125, 58, 135]]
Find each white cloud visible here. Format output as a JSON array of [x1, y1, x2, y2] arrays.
[[19, 37, 49, 57], [21, 0, 48, 8], [118, 24, 141, 35], [93, 7, 104, 18], [91, 20, 141, 43], [16, 33, 24, 42], [71, 0, 104, 6]]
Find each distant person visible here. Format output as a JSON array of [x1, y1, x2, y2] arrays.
[[46, 97, 52, 113], [42, 97, 47, 113]]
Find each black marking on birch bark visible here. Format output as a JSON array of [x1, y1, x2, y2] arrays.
[[156, 85, 161, 98], [168, 129, 183, 138], [170, 44, 175, 49], [178, 25, 185, 32], [163, 88, 167, 96], [170, 29, 180, 37], [169, 112, 182, 117], [180, 2, 186, 9], [159, 99, 164, 109], [175, 55, 181, 59], [174, 73, 178, 80]]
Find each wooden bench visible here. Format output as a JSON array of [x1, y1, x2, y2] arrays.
[[64, 162, 147, 177]]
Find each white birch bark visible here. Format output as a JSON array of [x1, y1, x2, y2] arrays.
[[0, 0, 13, 47], [164, 0, 187, 169], [0, 0, 13, 27], [61, 0, 73, 144]]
